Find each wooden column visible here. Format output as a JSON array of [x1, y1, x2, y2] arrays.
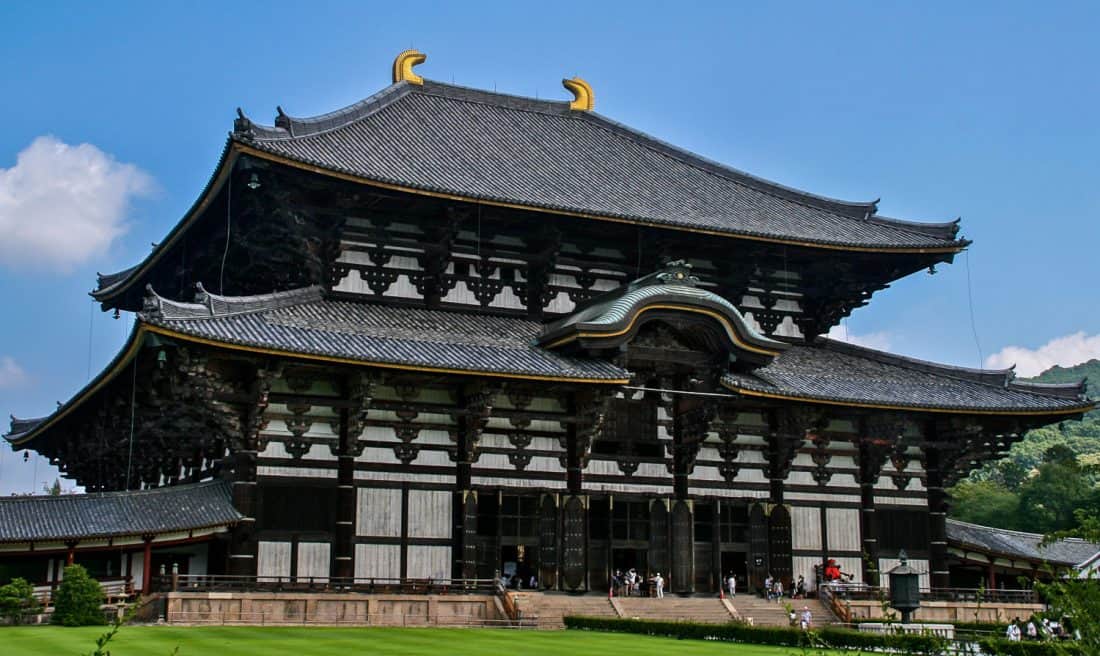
[[65, 542, 77, 566], [334, 407, 356, 579], [141, 536, 153, 592], [925, 442, 950, 590]]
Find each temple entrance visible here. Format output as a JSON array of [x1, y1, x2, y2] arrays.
[[499, 544, 538, 589], [720, 551, 747, 593], [611, 548, 647, 576]]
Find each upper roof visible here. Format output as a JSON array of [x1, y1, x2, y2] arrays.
[[722, 338, 1095, 415], [947, 518, 1100, 567], [232, 79, 965, 252], [0, 480, 240, 543]]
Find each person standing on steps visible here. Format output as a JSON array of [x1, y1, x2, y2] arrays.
[[726, 573, 737, 597], [653, 572, 665, 599]]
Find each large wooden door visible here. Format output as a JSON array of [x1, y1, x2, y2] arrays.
[[561, 495, 586, 591], [748, 503, 769, 592], [671, 500, 693, 594], [648, 499, 669, 578], [768, 504, 793, 586], [538, 495, 558, 589]]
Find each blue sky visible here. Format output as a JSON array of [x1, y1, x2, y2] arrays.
[[1, 1, 1097, 493]]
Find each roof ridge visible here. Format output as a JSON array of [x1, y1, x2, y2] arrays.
[[947, 517, 1097, 545], [235, 83, 415, 141], [820, 337, 1015, 387], [141, 284, 324, 322], [0, 479, 226, 503]]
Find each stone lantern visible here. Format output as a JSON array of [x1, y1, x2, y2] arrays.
[[887, 550, 921, 623]]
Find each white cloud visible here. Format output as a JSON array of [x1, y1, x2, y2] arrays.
[[0, 136, 153, 271], [985, 331, 1100, 377], [826, 325, 892, 352], [0, 356, 28, 389]]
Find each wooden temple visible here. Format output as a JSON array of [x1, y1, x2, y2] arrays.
[[4, 50, 1094, 596]]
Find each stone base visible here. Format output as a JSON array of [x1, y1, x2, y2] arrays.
[[164, 591, 502, 626]]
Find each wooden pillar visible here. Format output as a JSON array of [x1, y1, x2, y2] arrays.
[[925, 443, 950, 590], [566, 394, 583, 494], [65, 541, 77, 566], [334, 407, 356, 580], [228, 450, 259, 576], [857, 435, 881, 586], [987, 562, 997, 589], [141, 536, 153, 592]]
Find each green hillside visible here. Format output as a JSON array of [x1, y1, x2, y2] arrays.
[[949, 359, 1099, 533]]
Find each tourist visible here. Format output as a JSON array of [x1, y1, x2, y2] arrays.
[[726, 573, 737, 597], [772, 579, 783, 602], [800, 606, 812, 630], [795, 575, 807, 599], [653, 572, 665, 599], [1006, 620, 1021, 642], [1026, 618, 1038, 640], [626, 568, 638, 596], [764, 574, 774, 600]]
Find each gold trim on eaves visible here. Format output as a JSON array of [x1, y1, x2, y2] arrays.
[[724, 384, 1096, 417]]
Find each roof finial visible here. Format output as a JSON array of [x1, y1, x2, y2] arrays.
[[393, 49, 427, 86], [562, 77, 594, 111]]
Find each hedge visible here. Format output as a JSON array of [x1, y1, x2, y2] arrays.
[[977, 638, 1083, 656], [564, 615, 946, 653]]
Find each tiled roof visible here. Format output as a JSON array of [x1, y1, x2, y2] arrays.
[[141, 287, 628, 381], [235, 80, 964, 251], [947, 519, 1100, 567], [0, 480, 241, 543], [722, 339, 1094, 414]]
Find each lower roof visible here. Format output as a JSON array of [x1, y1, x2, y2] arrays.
[[947, 518, 1100, 567], [0, 480, 241, 543], [722, 339, 1093, 415], [140, 286, 629, 382]]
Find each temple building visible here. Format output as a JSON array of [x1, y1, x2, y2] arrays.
[[4, 51, 1094, 597]]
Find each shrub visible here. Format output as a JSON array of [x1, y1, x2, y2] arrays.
[[0, 577, 40, 624], [52, 564, 106, 626], [977, 638, 1083, 656], [563, 615, 948, 654]]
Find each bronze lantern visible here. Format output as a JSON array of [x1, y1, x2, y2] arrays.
[[887, 550, 921, 623]]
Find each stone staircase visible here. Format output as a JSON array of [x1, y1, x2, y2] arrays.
[[615, 596, 735, 624], [729, 596, 837, 628], [511, 591, 618, 629]]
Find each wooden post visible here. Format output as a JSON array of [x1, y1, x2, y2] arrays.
[[65, 541, 77, 566], [334, 406, 356, 580], [142, 536, 153, 593], [925, 442, 950, 590]]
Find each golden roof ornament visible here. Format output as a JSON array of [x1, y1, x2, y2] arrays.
[[562, 77, 594, 111], [393, 49, 427, 86]]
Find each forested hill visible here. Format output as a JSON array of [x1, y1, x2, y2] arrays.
[[948, 358, 1100, 533], [1031, 358, 1099, 404]]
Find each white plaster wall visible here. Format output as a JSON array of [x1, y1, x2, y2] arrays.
[[357, 488, 402, 537], [791, 506, 822, 551], [407, 545, 451, 580], [355, 544, 401, 579], [297, 542, 331, 581], [408, 490, 451, 539], [258, 541, 292, 581]]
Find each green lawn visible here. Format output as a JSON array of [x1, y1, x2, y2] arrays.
[[3, 626, 817, 656]]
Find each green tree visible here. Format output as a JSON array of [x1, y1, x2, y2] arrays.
[[0, 577, 39, 624], [52, 564, 105, 626], [1017, 447, 1092, 534], [948, 479, 1020, 529]]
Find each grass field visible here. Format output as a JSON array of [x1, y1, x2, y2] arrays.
[[3, 625, 819, 656]]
